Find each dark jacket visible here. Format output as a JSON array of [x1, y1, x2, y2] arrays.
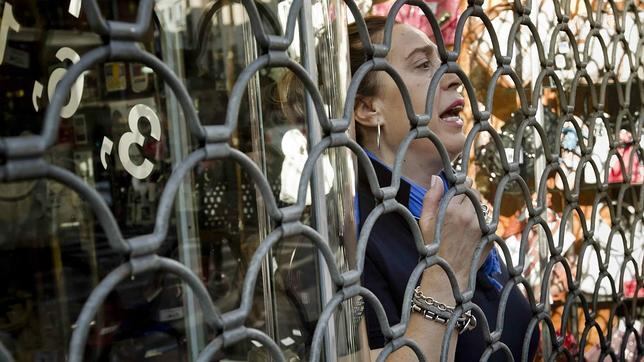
[[357, 158, 539, 361]]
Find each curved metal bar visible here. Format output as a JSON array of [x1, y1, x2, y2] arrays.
[[69, 257, 227, 361], [531, 68, 568, 114], [148, 148, 208, 249], [569, 71, 599, 112], [582, 29, 610, 71], [107, 44, 208, 140], [82, 0, 110, 34], [196, 336, 224, 362], [484, 64, 530, 114], [504, 15, 546, 65], [479, 341, 514, 361], [46, 164, 128, 252], [195, 0, 283, 71], [158, 258, 224, 330], [378, 337, 426, 362], [452, 6, 504, 63], [39, 46, 109, 155], [309, 292, 346, 362], [197, 328, 286, 362], [228, 148, 282, 221], [227, 222, 343, 328], [69, 264, 132, 362], [244, 328, 287, 362], [211, 53, 265, 141]]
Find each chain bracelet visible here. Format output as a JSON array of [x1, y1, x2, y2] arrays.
[[412, 286, 477, 334]]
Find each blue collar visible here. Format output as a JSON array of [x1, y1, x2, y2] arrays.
[[363, 150, 447, 219], [363, 150, 503, 290]]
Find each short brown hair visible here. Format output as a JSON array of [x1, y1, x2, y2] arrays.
[[348, 16, 388, 98], [277, 16, 391, 134]]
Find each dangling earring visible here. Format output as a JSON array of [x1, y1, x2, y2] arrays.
[[377, 123, 381, 150]]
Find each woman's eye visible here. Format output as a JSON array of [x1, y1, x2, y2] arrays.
[[418, 60, 432, 69]]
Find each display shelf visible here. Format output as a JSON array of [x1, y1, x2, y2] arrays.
[[551, 297, 643, 319]]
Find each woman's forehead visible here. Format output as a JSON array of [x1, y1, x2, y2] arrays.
[[391, 24, 436, 58]]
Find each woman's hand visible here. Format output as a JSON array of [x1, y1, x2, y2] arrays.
[[378, 176, 488, 361], [418, 175, 489, 287]]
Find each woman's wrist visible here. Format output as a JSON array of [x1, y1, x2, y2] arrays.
[[419, 268, 458, 304]]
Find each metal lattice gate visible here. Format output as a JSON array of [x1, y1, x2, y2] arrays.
[[0, 0, 642, 361]]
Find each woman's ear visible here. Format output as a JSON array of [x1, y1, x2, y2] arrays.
[[354, 96, 383, 129]]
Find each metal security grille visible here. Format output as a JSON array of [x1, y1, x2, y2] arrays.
[[0, 0, 642, 361]]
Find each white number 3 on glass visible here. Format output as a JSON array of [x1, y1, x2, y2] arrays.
[[101, 105, 161, 180], [118, 105, 161, 180]]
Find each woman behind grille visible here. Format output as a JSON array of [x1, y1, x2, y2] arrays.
[[343, 16, 539, 361]]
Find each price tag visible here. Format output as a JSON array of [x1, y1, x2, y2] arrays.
[[68, 0, 82, 18]]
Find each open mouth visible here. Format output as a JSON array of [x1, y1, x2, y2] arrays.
[[439, 100, 464, 127]]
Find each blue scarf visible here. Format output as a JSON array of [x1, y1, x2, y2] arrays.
[[365, 150, 503, 290]]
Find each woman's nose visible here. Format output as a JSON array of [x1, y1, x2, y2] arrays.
[[440, 72, 462, 90]]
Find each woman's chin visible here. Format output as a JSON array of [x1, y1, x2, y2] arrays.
[[446, 139, 466, 160]]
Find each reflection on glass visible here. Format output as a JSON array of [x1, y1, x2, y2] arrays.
[[0, 2, 193, 361], [187, 0, 364, 360]]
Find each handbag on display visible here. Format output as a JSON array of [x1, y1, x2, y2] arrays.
[[554, 117, 583, 190], [553, 115, 611, 189]]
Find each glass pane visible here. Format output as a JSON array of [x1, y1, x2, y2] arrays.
[[185, 0, 363, 359], [0, 2, 192, 361]]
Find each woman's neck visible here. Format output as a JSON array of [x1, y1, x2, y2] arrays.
[[401, 153, 444, 189], [367, 147, 444, 190]]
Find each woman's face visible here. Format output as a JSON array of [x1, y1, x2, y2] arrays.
[[375, 24, 465, 165]]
